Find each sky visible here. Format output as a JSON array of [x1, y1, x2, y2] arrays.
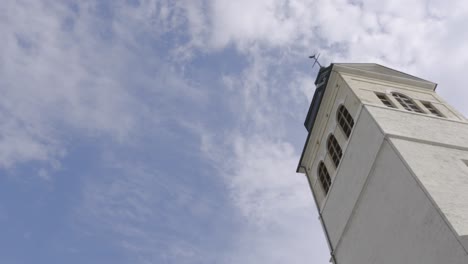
[[1, 0, 468, 263]]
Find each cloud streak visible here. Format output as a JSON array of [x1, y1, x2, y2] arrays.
[[0, 1, 142, 169], [2, 1, 468, 264], [186, 1, 468, 263]]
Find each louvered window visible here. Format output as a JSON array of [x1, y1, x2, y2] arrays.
[[375, 93, 396, 108], [337, 105, 355, 138], [327, 135, 343, 168], [421, 101, 444, 117], [318, 161, 332, 194]]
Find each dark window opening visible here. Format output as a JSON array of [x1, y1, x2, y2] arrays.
[[337, 105, 355, 138], [392, 92, 424, 113], [327, 135, 343, 168], [422, 101, 444, 117], [318, 162, 332, 194], [375, 93, 396, 108]]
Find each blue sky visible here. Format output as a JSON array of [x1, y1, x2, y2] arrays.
[[1, 0, 468, 263]]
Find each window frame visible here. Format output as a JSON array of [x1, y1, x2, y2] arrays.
[[421, 101, 444, 117], [327, 134, 343, 168], [318, 161, 332, 194], [391, 92, 424, 113], [375, 92, 396, 108], [336, 105, 355, 139]]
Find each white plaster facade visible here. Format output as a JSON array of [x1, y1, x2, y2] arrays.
[[297, 64, 468, 263]]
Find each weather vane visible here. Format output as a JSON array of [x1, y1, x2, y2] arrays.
[[309, 53, 322, 69]]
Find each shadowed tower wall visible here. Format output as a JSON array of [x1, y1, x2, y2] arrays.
[[297, 63, 468, 264]]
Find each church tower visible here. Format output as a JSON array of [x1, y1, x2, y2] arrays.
[[297, 63, 468, 263]]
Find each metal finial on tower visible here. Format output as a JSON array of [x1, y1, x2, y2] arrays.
[[309, 53, 322, 69]]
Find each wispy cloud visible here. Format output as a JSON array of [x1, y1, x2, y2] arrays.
[[0, 0, 205, 171], [186, 1, 468, 263], [76, 153, 239, 264], [3, 1, 468, 264], [0, 1, 141, 169]]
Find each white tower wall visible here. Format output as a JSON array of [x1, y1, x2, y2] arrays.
[[297, 63, 468, 263], [335, 140, 468, 264]]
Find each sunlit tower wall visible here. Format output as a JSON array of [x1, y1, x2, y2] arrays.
[[297, 63, 468, 263]]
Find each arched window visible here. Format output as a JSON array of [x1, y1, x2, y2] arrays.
[[327, 134, 343, 168], [337, 105, 355, 138], [392, 92, 423, 113], [318, 161, 331, 194]]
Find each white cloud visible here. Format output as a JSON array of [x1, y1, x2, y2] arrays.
[[199, 130, 329, 263], [4, 0, 468, 263], [182, 0, 468, 112], [76, 156, 235, 264], [0, 1, 140, 169], [182, 0, 468, 118], [189, 1, 468, 263], [0, 0, 203, 170], [61, 0, 468, 262]]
